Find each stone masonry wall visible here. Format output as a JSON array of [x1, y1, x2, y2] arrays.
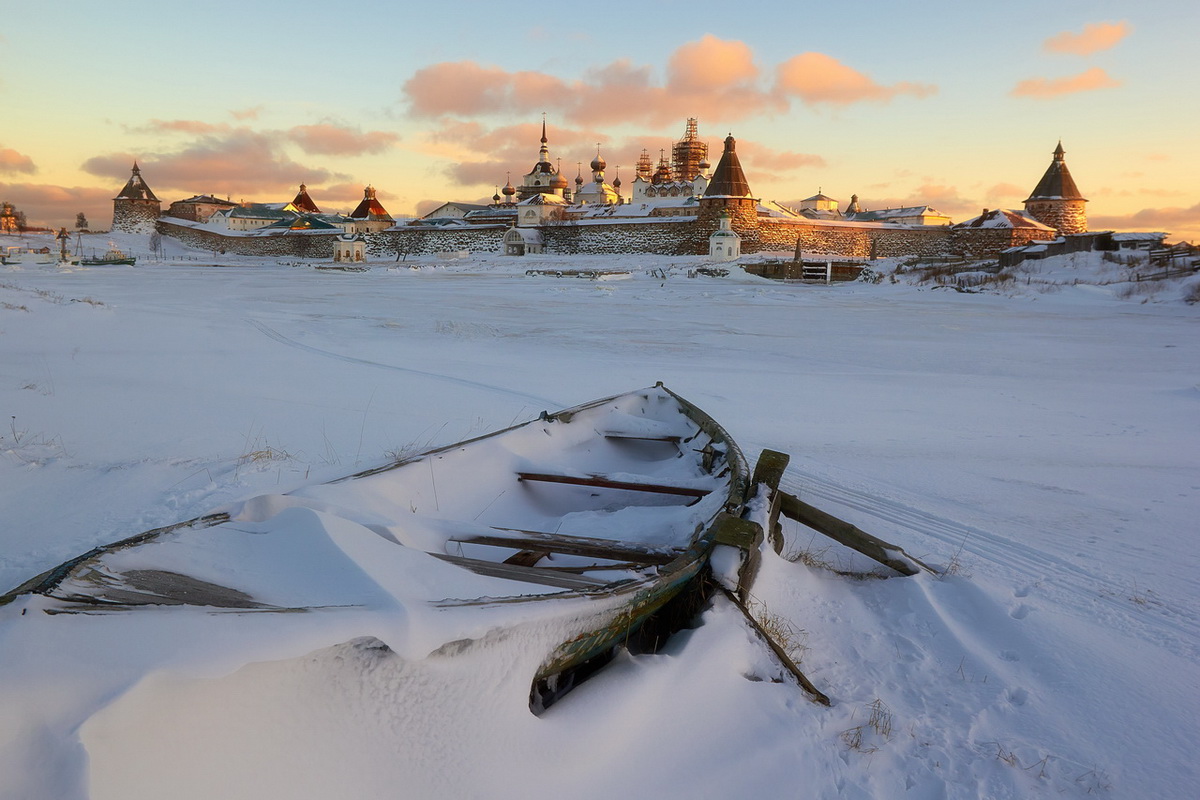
[[366, 226, 507, 258], [759, 219, 953, 259], [542, 219, 704, 255], [113, 200, 161, 234], [1025, 199, 1087, 236], [157, 219, 339, 258], [950, 227, 1057, 259]]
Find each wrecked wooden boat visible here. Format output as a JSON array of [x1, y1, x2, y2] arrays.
[[1, 384, 752, 711]]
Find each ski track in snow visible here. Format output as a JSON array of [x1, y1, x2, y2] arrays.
[[247, 317, 564, 409], [779, 469, 1200, 660]]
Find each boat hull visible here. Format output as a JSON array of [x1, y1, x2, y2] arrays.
[[1, 384, 751, 709]]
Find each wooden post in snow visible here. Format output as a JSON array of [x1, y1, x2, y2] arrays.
[[777, 491, 934, 576]]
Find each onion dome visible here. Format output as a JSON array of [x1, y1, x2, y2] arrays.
[[590, 151, 606, 173], [493, 189, 501, 203], [502, 175, 516, 197], [551, 171, 569, 190]]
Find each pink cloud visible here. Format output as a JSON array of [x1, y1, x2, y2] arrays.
[[985, 182, 1027, 202], [667, 34, 759, 93], [1044, 21, 1131, 56], [315, 182, 380, 204], [775, 52, 936, 105], [82, 130, 348, 199], [139, 119, 231, 135], [403, 61, 574, 118], [735, 140, 825, 172], [230, 105, 264, 121], [0, 147, 36, 174], [1089, 201, 1200, 241], [1011, 67, 1121, 98], [0, 181, 113, 229], [402, 37, 933, 127], [288, 124, 399, 156]]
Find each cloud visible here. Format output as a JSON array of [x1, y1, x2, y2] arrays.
[[985, 182, 1027, 202], [0, 147, 36, 174], [288, 123, 399, 156], [667, 34, 759, 93], [775, 52, 936, 105], [316, 182, 377, 204], [82, 129, 348, 198], [230, 105, 264, 121], [138, 119, 231, 135], [735, 140, 825, 172], [403, 61, 574, 118], [1089, 201, 1200, 240], [1011, 67, 1120, 98], [0, 181, 114, 229], [415, 199, 448, 217], [402, 36, 933, 126], [1044, 21, 1131, 56]]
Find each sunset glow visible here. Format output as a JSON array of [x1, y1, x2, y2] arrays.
[[1, 1, 1196, 240]]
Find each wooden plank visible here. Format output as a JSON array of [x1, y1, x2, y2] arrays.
[[517, 471, 710, 499], [503, 549, 550, 567], [752, 449, 790, 555], [602, 432, 683, 444], [431, 553, 610, 590], [720, 587, 831, 706], [453, 529, 676, 566], [777, 492, 933, 576]]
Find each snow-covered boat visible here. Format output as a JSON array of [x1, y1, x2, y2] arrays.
[[1, 384, 753, 710], [80, 245, 135, 266]]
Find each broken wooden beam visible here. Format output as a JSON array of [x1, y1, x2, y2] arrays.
[[431, 553, 610, 590], [720, 587, 831, 706], [451, 528, 676, 566], [777, 491, 933, 576], [602, 432, 683, 444], [517, 472, 710, 499]]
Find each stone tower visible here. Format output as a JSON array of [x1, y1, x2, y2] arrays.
[[1024, 142, 1087, 235], [699, 135, 758, 249], [112, 162, 161, 233]]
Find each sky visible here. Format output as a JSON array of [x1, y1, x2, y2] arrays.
[[2, 0, 1198, 240]]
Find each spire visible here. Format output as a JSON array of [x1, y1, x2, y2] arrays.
[[1025, 141, 1085, 201], [703, 134, 752, 198]]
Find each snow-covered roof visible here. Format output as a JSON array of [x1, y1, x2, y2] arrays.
[[1111, 232, 1167, 242], [954, 209, 1054, 230]]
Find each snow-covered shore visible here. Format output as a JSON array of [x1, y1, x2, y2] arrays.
[[2, 231, 1197, 798]]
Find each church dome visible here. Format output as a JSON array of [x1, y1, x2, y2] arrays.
[[551, 171, 569, 189], [590, 153, 606, 172]]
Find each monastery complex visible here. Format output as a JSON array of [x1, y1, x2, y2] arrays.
[[127, 118, 1103, 263]]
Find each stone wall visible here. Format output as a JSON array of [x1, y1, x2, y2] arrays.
[[949, 227, 1056, 259], [113, 200, 161, 234], [366, 226, 506, 258], [161, 209, 1056, 263], [756, 219, 953, 259], [1025, 199, 1087, 236], [157, 219, 339, 258], [542, 219, 704, 255]]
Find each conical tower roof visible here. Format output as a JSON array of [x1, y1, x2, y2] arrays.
[[349, 185, 392, 220], [703, 135, 752, 198], [291, 183, 320, 213], [114, 162, 159, 202], [1025, 141, 1085, 201]]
